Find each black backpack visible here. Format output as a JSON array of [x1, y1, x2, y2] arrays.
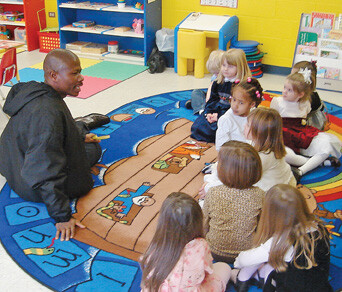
[[147, 47, 166, 73]]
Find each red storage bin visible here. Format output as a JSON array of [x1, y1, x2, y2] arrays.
[[38, 31, 60, 53]]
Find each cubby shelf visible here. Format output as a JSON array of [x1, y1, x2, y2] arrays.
[[57, 0, 161, 65], [293, 13, 342, 92], [0, 0, 45, 51]]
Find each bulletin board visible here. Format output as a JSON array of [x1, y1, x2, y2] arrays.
[[200, 0, 238, 9]]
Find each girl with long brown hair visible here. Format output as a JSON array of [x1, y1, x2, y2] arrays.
[[233, 184, 332, 292], [140, 192, 231, 291], [244, 107, 296, 191]]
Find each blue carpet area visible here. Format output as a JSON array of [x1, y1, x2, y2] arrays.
[[0, 90, 341, 291]]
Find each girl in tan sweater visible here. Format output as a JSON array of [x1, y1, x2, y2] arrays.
[[203, 140, 265, 264]]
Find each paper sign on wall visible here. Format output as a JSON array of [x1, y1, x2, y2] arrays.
[[200, 0, 238, 8]]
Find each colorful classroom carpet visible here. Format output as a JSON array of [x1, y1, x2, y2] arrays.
[[0, 90, 341, 291], [6, 58, 148, 99]]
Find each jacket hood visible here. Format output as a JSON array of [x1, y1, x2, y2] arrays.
[[3, 81, 56, 117]]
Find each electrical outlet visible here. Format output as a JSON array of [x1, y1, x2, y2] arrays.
[[49, 12, 55, 18]]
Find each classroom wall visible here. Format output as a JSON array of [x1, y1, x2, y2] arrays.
[[44, 0, 59, 28], [162, 0, 342, 68]]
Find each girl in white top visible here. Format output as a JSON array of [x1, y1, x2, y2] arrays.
[[270, 70, 341, 180], [198, 78, 263, 198], [244, 107, 297, 191], [201, 107, 296, 197], [232, 184, 332, 292], [215, 77, 263, 151]]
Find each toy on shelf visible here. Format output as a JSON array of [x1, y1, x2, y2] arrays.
[[0, 11, 24, 22], [134, 2, 144, 11], [72, 20, 95, 28], [118, 49, 144, 57], [0, 25, 10, 40], [14, 27, 26, 43], [132, 18, 144, 34], [117, 0, 126, 9]]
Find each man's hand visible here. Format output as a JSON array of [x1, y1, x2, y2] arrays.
[[55, 217, 86, 241], [85, 133, 100, 143]]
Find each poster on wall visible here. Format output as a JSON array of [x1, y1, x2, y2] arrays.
[[200, 0, 238, 9]]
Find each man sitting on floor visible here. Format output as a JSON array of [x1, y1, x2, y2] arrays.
[[0, 49, 109, 241]]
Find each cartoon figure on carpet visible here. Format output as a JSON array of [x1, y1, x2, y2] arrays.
[[97, 182, 155, 225], [110, 107, 156, 122], [297, 184, 342, 237], [153, 141, 211, 174]]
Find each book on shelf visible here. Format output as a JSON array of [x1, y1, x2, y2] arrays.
[[317, 67, 326, 78], [300, 14, 311, 28], [64, 24, 114, 33], [298, 31, 318, 46], [72, 20, 95, 28], [301, 27, 322, 38], [311, 12, 335, 29], [66, 41, 91, 51], [325, 67, 340, 80], [81, 42, 108, 54], [318, 66, 340, 79], [328, 30, 342, 40], [297, 45, 318, 56], [335, 13, 342, 30], [320, 39, 342, 50], [320, 50, 339, 59]]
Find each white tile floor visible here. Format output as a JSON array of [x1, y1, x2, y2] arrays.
[[0, 50, 341, 291]]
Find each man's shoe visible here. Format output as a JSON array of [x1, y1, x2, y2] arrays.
[[201, 163, 213, 174], [75, 113, 110, 130], [185, 100, 192, 109]]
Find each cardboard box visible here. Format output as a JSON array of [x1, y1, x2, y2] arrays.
[[66, 41, 91, 51], [81, 42, 107, 54]]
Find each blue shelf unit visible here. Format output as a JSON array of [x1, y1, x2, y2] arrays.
[[57, 0, 161, 65]]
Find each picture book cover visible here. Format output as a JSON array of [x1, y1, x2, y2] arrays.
[[298, 31, 318, 46], [311, 12, 335, 29], [297, 45, 318, 56], [325, 67, 340, 80], [320, 50, 338, 59], [317, 67, 326, 78], [72, 20, 95, 28]]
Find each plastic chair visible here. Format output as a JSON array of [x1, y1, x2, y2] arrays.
[[177, 30, 210, 78], [0, 48, 20, 100]]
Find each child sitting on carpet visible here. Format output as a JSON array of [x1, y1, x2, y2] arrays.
[[186, 49, 225, 114], [140, 192, 231, 291], [292, 60, 329, 131], [244, 107, 297, 191], [270, 70, 341, 182], [199, 78, 263, 196], [215, 77, 263, 151], [202, 141, 264, 264], [232, 184, 332, 292], [190, 49, 251, 143]]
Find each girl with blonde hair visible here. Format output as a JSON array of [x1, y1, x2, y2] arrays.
[[191, 49, 251, 143], [271, 71, 341, 182], [233, 184, 332, 292]]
